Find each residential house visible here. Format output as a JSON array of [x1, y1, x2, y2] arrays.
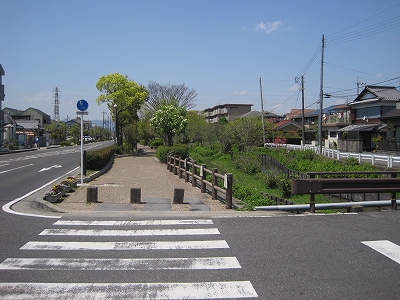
[[203, 104, 252, 123], [2, 107, 50, 147], [338, 86, 400, 152]]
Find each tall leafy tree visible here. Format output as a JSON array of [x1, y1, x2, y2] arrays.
[[150, 100, 187, 146], [230, 116, 264, 151], [96, 73, 148, 145]]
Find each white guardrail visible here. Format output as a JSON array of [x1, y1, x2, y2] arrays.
[[265, 143, 400, 169]]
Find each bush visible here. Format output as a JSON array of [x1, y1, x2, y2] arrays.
[[149, 139, 163, 148], [86, 146, 116, 171], [156, 146, 188, 163], [234, 153, 262, 175], [233, 184, 273, 210]]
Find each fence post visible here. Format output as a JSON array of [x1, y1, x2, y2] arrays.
[[225, 173, 233, 209], [310, 194, 315, 213], [173, 156, 178, 175], [200, 164, 206, 193], [167, 154, 170, 170], [184, 159, 189, 182], [168, 155, 173, 172], [212, 168, 218, 200], [192, 161, 196, 187]]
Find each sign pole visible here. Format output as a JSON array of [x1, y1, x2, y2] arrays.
[[76, 99, 89, 185], [80, 116, 83, 185]]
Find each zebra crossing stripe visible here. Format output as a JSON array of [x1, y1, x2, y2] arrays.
[[54, 219, 214, 226], [361, 240, 400, 264], [0, 281, 258, 299], [39, 228, 220, 236], [21, 240, 230, 250], [0, 257, 241, 270]]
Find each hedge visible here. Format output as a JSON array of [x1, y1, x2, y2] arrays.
[[156, 146, 188, 163], [86, 146, 116, 171]]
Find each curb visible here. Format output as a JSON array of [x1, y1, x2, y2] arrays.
[[35, 158, 115, 212]]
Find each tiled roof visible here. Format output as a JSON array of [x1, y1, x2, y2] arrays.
[[366, 86, 400, 101], [338, 122, 386, 132]]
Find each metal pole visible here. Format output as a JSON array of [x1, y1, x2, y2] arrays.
[[114, 104, 117, 146], [0, 65, 4, 149], [301, 75, 305, 147], [80, 115, 83, 185], [318, 35, 325, 154]]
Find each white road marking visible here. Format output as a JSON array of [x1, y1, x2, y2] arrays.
[[0, 163, 33, 175], [2, 166, 79, 219], [361, 240, 400, 264], [21, 240, 230, 250], [39, 228, 220, 236], [0, 257, 241, 270], [54, 219, 214, 226], [39, 164, 62, 172], [0, 281, 258, 299]]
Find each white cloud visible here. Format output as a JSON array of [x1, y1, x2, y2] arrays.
[[255, 21, 284, 34], [288, 84, 300, 91], [234, 90, 247, 95]]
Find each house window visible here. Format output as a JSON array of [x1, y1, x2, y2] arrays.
[[356, 107, 380, 119], [330, 131, 337, 138]]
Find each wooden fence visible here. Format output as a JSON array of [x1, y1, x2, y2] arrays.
[[166, 154, 233, 209]]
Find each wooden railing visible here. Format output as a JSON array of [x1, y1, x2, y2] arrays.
[[292, 171, 400, 212], [166, 154, 233, 209]]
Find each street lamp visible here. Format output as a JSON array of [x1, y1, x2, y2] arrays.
[[114, 104, 117, 146]]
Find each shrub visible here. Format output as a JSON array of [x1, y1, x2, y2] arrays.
[[156, 146, 188, 163], [233, 184, 273, 210], [234, 153, 262, 175], [149, 139, 163, 148], [86, 146, 116, 171]]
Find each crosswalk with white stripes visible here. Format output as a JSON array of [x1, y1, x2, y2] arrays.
[[0, 219, 258, 299]]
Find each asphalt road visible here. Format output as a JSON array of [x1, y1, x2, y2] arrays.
[[0, 210, 398, 299], [0, 140, 113, 202]]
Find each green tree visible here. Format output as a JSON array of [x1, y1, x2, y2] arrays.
[[150, 101, 187, 146], [45, 121, 68, 144], [230, 116, 263, 151], [184, 110, 209, 144], [123, 122, 140, 152], [96, 73, 148, 145]]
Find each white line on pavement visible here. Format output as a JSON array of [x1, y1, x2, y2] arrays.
[[0, 257, 241, 270], [39, 228, 220, 236], [20, 240, 230, 250], [361, 240, 400, 265], [54, 219, 214, 226], [0, 281, 258, 299]]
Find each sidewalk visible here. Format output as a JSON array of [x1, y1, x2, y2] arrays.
[[54, 147, 228, 212]]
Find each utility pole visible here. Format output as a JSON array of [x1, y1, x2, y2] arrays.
[[295, 75, 305, 147], [0, 64, 5, 149], [318, 34, 325, 154], [355, 77, 365, 95], [53, 86, 60, 122], [102, 110, 107, 128], [259, 78, 266, 144], [301, 75, 305, 147]]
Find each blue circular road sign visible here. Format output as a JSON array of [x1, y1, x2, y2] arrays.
[[77, 99, 89, 111]]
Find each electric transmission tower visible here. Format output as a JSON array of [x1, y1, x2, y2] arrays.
[[53, 86, 61, 121]]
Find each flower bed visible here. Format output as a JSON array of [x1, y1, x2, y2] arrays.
[[43, 177, 78, 202]]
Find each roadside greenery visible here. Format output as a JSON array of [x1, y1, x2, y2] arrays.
[[187, 145, 379, 210]]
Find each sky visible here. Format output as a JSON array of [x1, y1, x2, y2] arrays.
[[1, 0, 400, 123]]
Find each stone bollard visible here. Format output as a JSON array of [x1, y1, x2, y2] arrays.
[[130, 188, 141, 204], [173, 188, 184, 204], [86, 186, 98, 203]]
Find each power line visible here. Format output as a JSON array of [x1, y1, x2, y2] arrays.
[[326, 16, 400, 46]]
